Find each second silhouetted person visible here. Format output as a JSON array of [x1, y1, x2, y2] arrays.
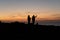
[[32, 15, 37, 25]]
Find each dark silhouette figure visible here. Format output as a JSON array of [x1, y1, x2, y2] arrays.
[[32, 15, 37, 25], [27, 15, 31, 24]]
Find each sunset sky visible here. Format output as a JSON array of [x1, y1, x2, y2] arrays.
[[0, 0, 60, 22]]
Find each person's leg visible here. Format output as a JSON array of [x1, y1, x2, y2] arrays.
[[33, 21, 34, 24], [28, 20, 29, 24]]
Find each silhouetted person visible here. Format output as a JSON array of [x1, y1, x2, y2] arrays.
[[32, 15, 37, 25], [27, 15, 31, 24]]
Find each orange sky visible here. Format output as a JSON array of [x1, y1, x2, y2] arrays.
[[0, 0, 60, 22], [0, 11, 60, 22]]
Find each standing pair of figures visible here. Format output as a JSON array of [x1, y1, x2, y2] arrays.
[[28, 15, 37, 25]]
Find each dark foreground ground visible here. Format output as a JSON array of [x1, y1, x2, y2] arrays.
[[0, 22, 60, 39], [0, 22, 60, 32]]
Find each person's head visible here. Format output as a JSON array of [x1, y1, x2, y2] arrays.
[[33, 15, 35, 17], [28, 15, 30, 17]]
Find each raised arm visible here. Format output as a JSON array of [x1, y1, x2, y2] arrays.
[[35, 15, 37, 17]]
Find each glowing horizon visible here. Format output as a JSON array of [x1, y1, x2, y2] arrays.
[[0, 0, 60, 22]]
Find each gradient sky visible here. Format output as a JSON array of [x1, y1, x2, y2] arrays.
[[0, 0, 60, 22]]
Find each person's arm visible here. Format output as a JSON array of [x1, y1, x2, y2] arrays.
[[35, 15, 37, 17]]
